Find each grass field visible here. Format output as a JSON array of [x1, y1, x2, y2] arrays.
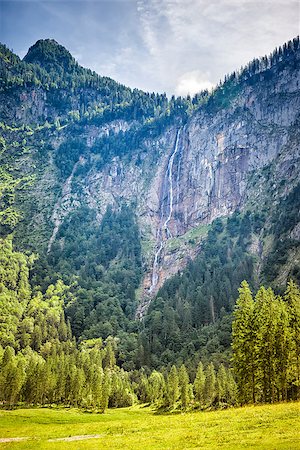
[[0, 402, 299, 449]]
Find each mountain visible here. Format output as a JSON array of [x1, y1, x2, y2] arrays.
[[23, 39, 76, 71], [0, 37, 299, 369]]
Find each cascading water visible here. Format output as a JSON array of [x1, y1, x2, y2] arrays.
[[150, 240, 163, 292], [135, 129, 182, 318], [163, 129, 181, 238], [149, 129, 181, 293]]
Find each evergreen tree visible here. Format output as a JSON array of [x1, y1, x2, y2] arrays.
[[216, 364, 228, 404], [284, 280, 300, 399], [178, 364, 191, 410], [274, 297, 290, 401], [232, 281, 258, 403], [255, 287, 282, 403], [148, 370, 165, 405], [226, 369, 238, 405], [166, 365, 179, 408], [204, 362, 216, 406], [193, 361, 206, 407]]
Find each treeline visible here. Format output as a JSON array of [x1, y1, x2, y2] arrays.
[[138, 362, 237, 411], [235, 35, 299, 83], [2, 36, 299, 131], [202, 36, 299, 112], [0, 40, 132, 95], [0, 339, 237, 411], [0, 232, 234, 412], [233, 280, 300, 403], [0, 339, 135, 410], [0, 210, 299, 410], [0, 40, 188, 128]]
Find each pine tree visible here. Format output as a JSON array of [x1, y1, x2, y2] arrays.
[[148, 370, 165, 405], [178, 364, 191, 410], [166, 365, 179, 409], [204, 362, 216, 406], [285, 280, 300, 399], [255, 286, 280, 403], [232, 281, 258, 403], [273, 296, 291, 401], [194, 361, 206, 407], [226, 369, 238, 405], [216, 364, 227, 404]]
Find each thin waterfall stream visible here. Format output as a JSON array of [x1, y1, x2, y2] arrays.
[[149, 129, 181, 293]]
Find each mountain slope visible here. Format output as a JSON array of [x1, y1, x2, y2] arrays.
[[0, 37, 299, 368]]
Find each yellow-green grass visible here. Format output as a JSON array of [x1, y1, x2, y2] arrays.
[[0, 402, 299, 449]]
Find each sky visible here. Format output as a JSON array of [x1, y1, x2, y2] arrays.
[[0, 0, 299, 96]]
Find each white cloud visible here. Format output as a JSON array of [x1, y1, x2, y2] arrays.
[[135, 0, 299, 95], [175, 70, 214, 96]]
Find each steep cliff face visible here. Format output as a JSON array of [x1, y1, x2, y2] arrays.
[[134, 49, 300, 305], [169, 57, 299, 225], [1, 39, 299, 318]]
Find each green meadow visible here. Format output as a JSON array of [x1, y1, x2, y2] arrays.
[[0, 402, 299, 449]]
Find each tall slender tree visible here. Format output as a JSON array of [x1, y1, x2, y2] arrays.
[[285, 280, 300, 399], [232, 281, 258, 403], [178, 364, 192, 410], [166, 365, 179, 408], [194, 361, 206, 407], [204, 362, 216, 406]]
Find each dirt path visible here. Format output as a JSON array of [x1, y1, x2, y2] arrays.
[[48, 434, 103, 442], [0, 435, 103, 443]]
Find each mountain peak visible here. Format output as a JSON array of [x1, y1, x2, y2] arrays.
[[23, 39, 76, 71]]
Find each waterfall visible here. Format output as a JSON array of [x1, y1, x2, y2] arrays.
[[163, 129, 181, 238], [150, 241, 163, 292], [176, 148, 181, 206], [149, 129, 181, 293]]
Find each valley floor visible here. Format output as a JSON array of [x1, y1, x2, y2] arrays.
[[0, 402, 299, 449]]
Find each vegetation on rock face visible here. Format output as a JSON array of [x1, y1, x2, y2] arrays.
[[0, 39, 192, 129], [263, 182, 300, 284]]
